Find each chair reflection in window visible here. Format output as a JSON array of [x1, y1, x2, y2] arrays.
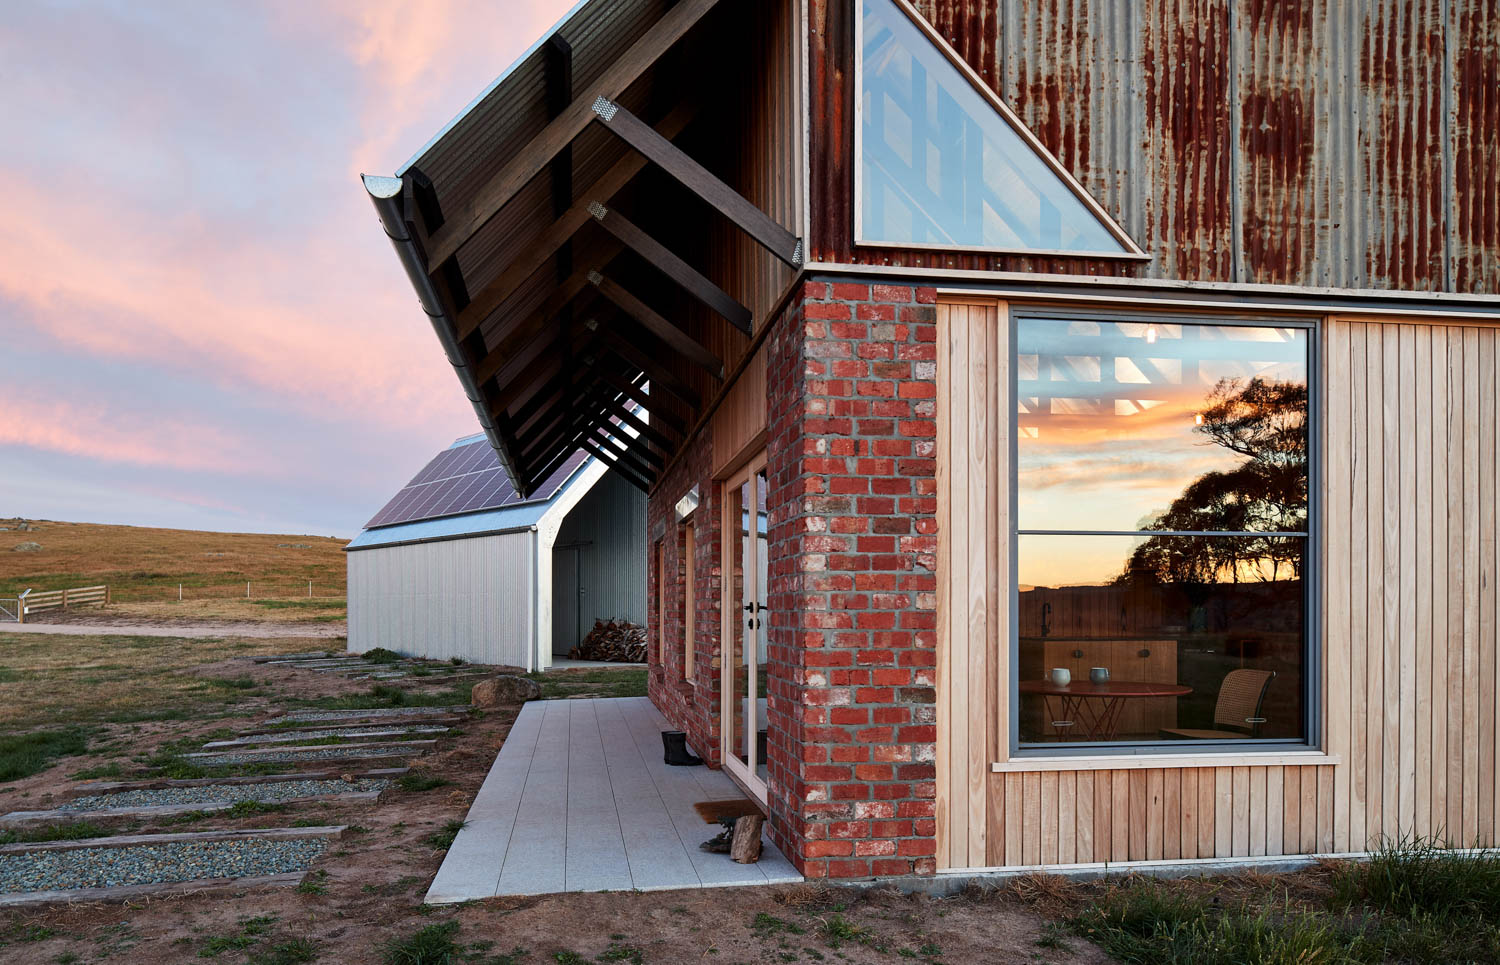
[[1160, 669, 1275, 741]]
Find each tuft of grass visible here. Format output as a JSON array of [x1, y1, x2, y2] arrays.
[[1073, 880, 1356, 965], [423, 819, 467, 850], [0, 728, 89, 782], [1331, 839, 1500, 962], [200, 916, 278, 958], [526, 668, 648, 701], [205, 676, 258, 691], [0, 819, 109, 846], [248, 938, 318, 965], [382, 921, 461, 965], [396, 771, 451, 793], [363, 648, 403, 665], [69, 761, 123, 780], [296, 870, 329, 896]]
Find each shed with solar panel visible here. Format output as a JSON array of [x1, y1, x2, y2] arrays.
[[345, 433, 645, 670]]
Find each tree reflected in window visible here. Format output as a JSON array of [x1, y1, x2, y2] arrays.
[[1015, 317, 1310, 748]]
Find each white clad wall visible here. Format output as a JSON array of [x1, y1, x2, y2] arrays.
[[551, 469, 648, 654], [347, 530, 537, 669]]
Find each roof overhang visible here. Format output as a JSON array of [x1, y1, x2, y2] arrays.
[[362, 0, 802, 497]]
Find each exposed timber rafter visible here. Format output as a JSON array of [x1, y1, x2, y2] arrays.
[[590, 97, 804, 268], [578, 437, 652, 493], [589, 271, 724, 379], [451, 106, 692, 340], [422, 0, 723, 269], [587, 201, 752, 334], [594, 325, 700, 410]]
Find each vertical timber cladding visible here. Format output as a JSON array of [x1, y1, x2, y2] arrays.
[[935, 302, 1500, 871]]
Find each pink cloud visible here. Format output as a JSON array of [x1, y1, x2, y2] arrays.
[[0, 389, 260, 475]]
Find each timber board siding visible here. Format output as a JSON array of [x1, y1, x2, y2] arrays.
[[936, 301, 1500, 870]]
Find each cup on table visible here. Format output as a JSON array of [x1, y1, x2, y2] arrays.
[[1090, 667, 1110, 684], [1049, 667, 1071, 687]]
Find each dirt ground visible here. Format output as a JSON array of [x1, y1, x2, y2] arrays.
[[8, 613, 348, 639], [0, 637, 1118, 964]]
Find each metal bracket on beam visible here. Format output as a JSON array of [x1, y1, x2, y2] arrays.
[[591, 96, 620, 122]]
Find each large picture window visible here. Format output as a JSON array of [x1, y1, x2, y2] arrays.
[[1014, 314, 1312, 750]]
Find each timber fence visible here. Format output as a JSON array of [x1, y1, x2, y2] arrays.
[[14, 584, 110, 622]]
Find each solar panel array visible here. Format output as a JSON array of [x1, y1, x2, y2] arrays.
[[365, 438, 590, 529]]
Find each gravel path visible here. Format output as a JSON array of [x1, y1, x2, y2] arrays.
[[223, 725, 448, 746], [0, 838, 328, 893], [189, 746, 420, 766], [60, 779, 391, 812]]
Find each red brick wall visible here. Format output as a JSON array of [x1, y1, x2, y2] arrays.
[[646, 430, 721, 768], [765, 279, 941, 879], [647, 277, 941, 880]]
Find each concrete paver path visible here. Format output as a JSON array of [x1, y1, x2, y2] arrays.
[[426, 696, 801, 902]]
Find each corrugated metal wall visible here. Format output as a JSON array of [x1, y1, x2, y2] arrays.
[[552, 469, 648, 653], [347, 531, 537, 667], [809, 0, 1500, 292]]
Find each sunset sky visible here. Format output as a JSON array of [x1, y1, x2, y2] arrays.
[[1, 0, 576, 537]]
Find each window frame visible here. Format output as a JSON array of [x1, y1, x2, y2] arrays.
[[851, 0, 1149, 260], [682, 518, 696, 681], [1007, 305, 1322, 759]]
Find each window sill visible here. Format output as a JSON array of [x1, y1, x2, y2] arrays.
[[991, 751, 1340, 773]]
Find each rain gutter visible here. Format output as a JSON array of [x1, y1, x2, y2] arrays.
[[361, 174, 528, 497]]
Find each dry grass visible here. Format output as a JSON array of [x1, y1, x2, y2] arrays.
[[0, 518, 348, 601], [0, 630, 322, 727]]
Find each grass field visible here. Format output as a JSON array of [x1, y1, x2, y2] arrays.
[[0, 518, 348, 606]]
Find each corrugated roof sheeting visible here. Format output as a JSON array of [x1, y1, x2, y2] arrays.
[[812, 0, 1499, 292]]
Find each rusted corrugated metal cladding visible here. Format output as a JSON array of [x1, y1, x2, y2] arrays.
[[809, 0, 1499, 293]]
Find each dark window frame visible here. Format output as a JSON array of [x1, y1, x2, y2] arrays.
[[1008, 306, 1321, 758]]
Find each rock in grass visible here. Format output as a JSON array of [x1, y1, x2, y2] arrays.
[[11, 542, 40, 553], [471, 675, 542, 708]]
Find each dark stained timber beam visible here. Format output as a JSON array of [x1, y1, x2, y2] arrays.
[[590, 272, 724, 379], [594, 394, 679, 453], [588, 202, 752, 334], [589, 420, 664, 471], [591, 97, 803, 268], [423, 0, 722, 268], [451, 106, 691, 340], [490, 345, 564, 419], [594, 366, 686, 436], [596, 327, 700, 410], [578, 438, 652, 493]]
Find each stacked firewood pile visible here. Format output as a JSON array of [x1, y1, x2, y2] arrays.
[[568, 618, 647, 663]]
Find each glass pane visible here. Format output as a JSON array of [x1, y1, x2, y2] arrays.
[[1017, 319, 1308, 533], [730, 479, 751, 772], [1017, 534, 1305, 745], [859, 0, 1128, 253]]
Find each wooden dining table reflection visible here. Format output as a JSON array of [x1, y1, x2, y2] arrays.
[[1019, 679, 1193, 741]]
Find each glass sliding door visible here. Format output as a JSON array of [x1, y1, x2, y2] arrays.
[[722, 454, 769, 801]]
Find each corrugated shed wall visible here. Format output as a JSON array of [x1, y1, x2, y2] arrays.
[[554, 469, 648, 650], [347, 531, 537, 668], [808, 0, 1500, 292]]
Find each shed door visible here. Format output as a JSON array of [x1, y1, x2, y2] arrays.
[[552, 544, 584, 656]]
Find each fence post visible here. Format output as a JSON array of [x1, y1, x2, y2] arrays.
[[105, 585, 111, 606], [308, 580, 313, 598], [62, 587, 69, 609], [17, 589, 28, 625], [246, 582, 251, 599], [179, 584, 183, 602]]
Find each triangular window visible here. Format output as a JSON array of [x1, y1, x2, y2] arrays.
[[856, 0, 1143, 257]]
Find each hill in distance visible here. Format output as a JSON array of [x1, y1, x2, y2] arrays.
[[0, 518, 349, 601]]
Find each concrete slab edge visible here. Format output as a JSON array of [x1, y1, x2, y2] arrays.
[[832, 850, 1500, 897], [73, 768, 406, 795], [1, 791, 384, 825], [0, 825, 347, 856], [182, 739, 437, 760]]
